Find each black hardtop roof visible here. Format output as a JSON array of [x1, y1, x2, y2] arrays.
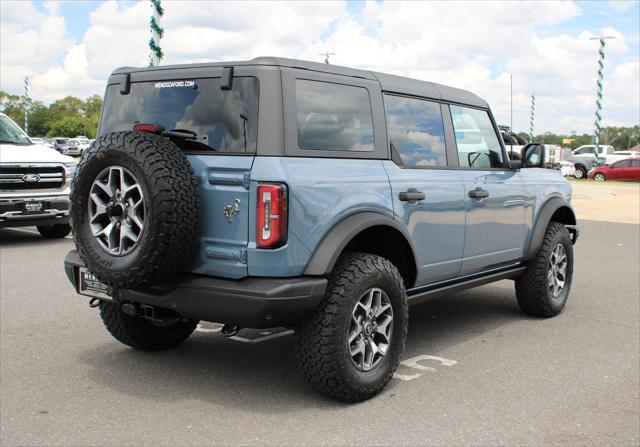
[[112, 56, 487, 108]]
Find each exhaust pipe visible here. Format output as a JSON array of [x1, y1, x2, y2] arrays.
[[221, 324, 240, 337]]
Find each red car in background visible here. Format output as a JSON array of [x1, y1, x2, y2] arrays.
[[588, 157, 640, 181]]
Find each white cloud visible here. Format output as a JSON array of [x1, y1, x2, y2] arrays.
[[0, 0, 637, 134]]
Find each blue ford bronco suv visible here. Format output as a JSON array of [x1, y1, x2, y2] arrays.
[[64, 57, 578, 402]]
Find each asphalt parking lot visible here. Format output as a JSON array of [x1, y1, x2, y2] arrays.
[[1, 218, 638, 446]]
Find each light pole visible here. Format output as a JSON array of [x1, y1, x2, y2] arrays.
[[589, 35, 615, 161], [23, 76, 30, 134], [529, 92, 535, 142], [149, 0, 164, 67], [318, 51, 335, 64]]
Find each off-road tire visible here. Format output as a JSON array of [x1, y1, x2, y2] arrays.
[[70, 131, 200, 289], [515, 222, 574, 317], [99, 301, 197, 351], [295, 252, 408, 402], [37, 223, 71, 239], [574, 165, 587, 179]]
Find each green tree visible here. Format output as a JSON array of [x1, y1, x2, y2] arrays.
[[48, 116, 88, 138]]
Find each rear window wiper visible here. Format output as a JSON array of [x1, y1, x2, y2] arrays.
[[162, 128, 218, 152]]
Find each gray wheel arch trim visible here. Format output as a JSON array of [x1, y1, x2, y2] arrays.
[[304, 212, 419, 277], [524, 197, 577, 260]]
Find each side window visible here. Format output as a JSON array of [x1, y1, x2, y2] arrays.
[[631, 160, 640, 167], [295, 79, 374, 152], [576, 146, 595, 155], [613, 160, 631, 168], [383, 94, 446, 167], [450, 105, 505, 168]]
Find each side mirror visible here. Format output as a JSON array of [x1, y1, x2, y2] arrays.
[[510, 160, 522, 169], [522, 143, 546, 168]]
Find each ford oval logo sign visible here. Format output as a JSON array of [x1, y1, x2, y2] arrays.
[[22, 174, 41, 183]]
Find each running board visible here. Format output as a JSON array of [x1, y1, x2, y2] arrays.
[[406, 265, 527, 306]]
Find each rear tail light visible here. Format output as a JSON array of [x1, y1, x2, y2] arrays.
[[133, 123, 165, 134], [256, 183, 287, 249]]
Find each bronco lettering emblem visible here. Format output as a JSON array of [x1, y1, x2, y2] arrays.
[[223, 199, 241, 223], [22, 174, 41, 183]]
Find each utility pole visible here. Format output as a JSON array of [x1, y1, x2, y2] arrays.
[[529, 92, 535, 142], [318, 51, 335, 64], [23, 76, 30, 134], [589, 35, 615, 161], [149, 0, 164, 67], [509, 72, 513, 138]]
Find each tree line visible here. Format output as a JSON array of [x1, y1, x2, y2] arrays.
[[1, 89, 638, 149], [0, 91, 102, 138], [519, 126, 640, 150]]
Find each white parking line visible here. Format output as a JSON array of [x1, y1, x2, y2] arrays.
[[393, 355, 458, 381]]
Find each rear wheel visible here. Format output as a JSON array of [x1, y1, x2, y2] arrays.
[[515, 222, 574, 317], [37, 223, 71, 239], [99, 301, 198, 351], [70, 131, 200, 289], [594, 172, 606, 181], [295, 252, 408, 402]]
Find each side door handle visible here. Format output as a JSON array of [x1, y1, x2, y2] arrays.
[[399, 191, 426, 201], [468, 187, 490, 199]]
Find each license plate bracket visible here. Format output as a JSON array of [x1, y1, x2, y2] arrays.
[[78, 268, 112, 301], [22, 201, 44, 213]]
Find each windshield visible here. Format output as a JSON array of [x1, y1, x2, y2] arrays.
[[0, 114, 32, 145], [99, 77, 259, 153]]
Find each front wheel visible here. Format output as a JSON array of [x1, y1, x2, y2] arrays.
[[574, 166, 587, 179], [594, 173, 606, 181], [515, 222, 574, 317], [295, 252, 408, 402], [37, 223, 71, 239]]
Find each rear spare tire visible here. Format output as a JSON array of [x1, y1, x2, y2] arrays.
[[70, 131, 200, 289]]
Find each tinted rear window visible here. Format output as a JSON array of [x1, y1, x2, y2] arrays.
[[99, 77, 259, 153], [295, 79, 374, 152]]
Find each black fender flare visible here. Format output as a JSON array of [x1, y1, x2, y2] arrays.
[[524, 197, 577, 260], [304, 212, 419, 277]]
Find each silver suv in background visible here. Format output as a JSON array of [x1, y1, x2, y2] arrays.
[[0, 113, 76, 238]]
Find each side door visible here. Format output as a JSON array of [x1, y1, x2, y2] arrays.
[[447, 104, 528, 275], [609, 159, 631, 180], [382, 94, 466, 285]]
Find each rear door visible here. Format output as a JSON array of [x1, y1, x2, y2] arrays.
[[382, 95, 466, 285], [630, 159, 640, 180], [447, 104, 528, 275], [99, 66, 265, 279]]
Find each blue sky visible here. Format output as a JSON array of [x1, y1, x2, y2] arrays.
[[3, 0, 639, 134]]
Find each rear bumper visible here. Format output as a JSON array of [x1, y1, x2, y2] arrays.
[[64, 251, 327, 328], [0, 196, 69, 228]]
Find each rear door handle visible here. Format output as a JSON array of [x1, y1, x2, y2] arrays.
[[399, 191, 426, 201], [468, 188, 490, 199]]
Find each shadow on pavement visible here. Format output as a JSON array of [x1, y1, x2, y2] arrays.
[[0, 227, 72, 247], [77, 282, 524, 412]]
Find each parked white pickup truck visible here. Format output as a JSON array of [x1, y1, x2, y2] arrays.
[[0, 113, 76, 238]]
